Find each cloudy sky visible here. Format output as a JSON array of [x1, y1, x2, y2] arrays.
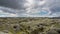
[[0, 0, 60, 17]]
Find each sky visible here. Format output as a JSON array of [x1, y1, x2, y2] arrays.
[[0, 0, 60, 17]]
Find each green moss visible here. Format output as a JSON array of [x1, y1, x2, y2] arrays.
[[0, 17, 60, 34]]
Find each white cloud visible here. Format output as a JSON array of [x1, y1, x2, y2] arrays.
[[0, 0, 60, 17], [0, 9, 17, 17]]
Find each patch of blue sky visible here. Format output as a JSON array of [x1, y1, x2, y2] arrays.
[[38, 10, 49, 15]]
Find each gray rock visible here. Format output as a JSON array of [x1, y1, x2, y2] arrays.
[[47, 30, 59, 34], [0, 31, 8, 34], [52, 28, 60, 34]]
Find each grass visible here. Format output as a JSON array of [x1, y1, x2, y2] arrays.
[[0, 17, 60, 34]]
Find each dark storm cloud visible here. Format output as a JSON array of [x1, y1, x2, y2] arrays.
[[0, 0, 26, 9], [0, 0, 60, 17], [0, 0, 27, 15], [0, 6, 27, 14], [49, 0, 60, 15], [0, 7, 16, 14], [50, 6, 60, 13]]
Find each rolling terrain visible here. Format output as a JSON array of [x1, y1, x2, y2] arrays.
[[0, 17, 60, 34]]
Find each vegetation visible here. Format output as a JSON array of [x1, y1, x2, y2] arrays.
[[0, 17, 60, 34]]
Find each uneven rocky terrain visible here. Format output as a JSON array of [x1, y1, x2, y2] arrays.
[[0, 17, 60, 34]]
